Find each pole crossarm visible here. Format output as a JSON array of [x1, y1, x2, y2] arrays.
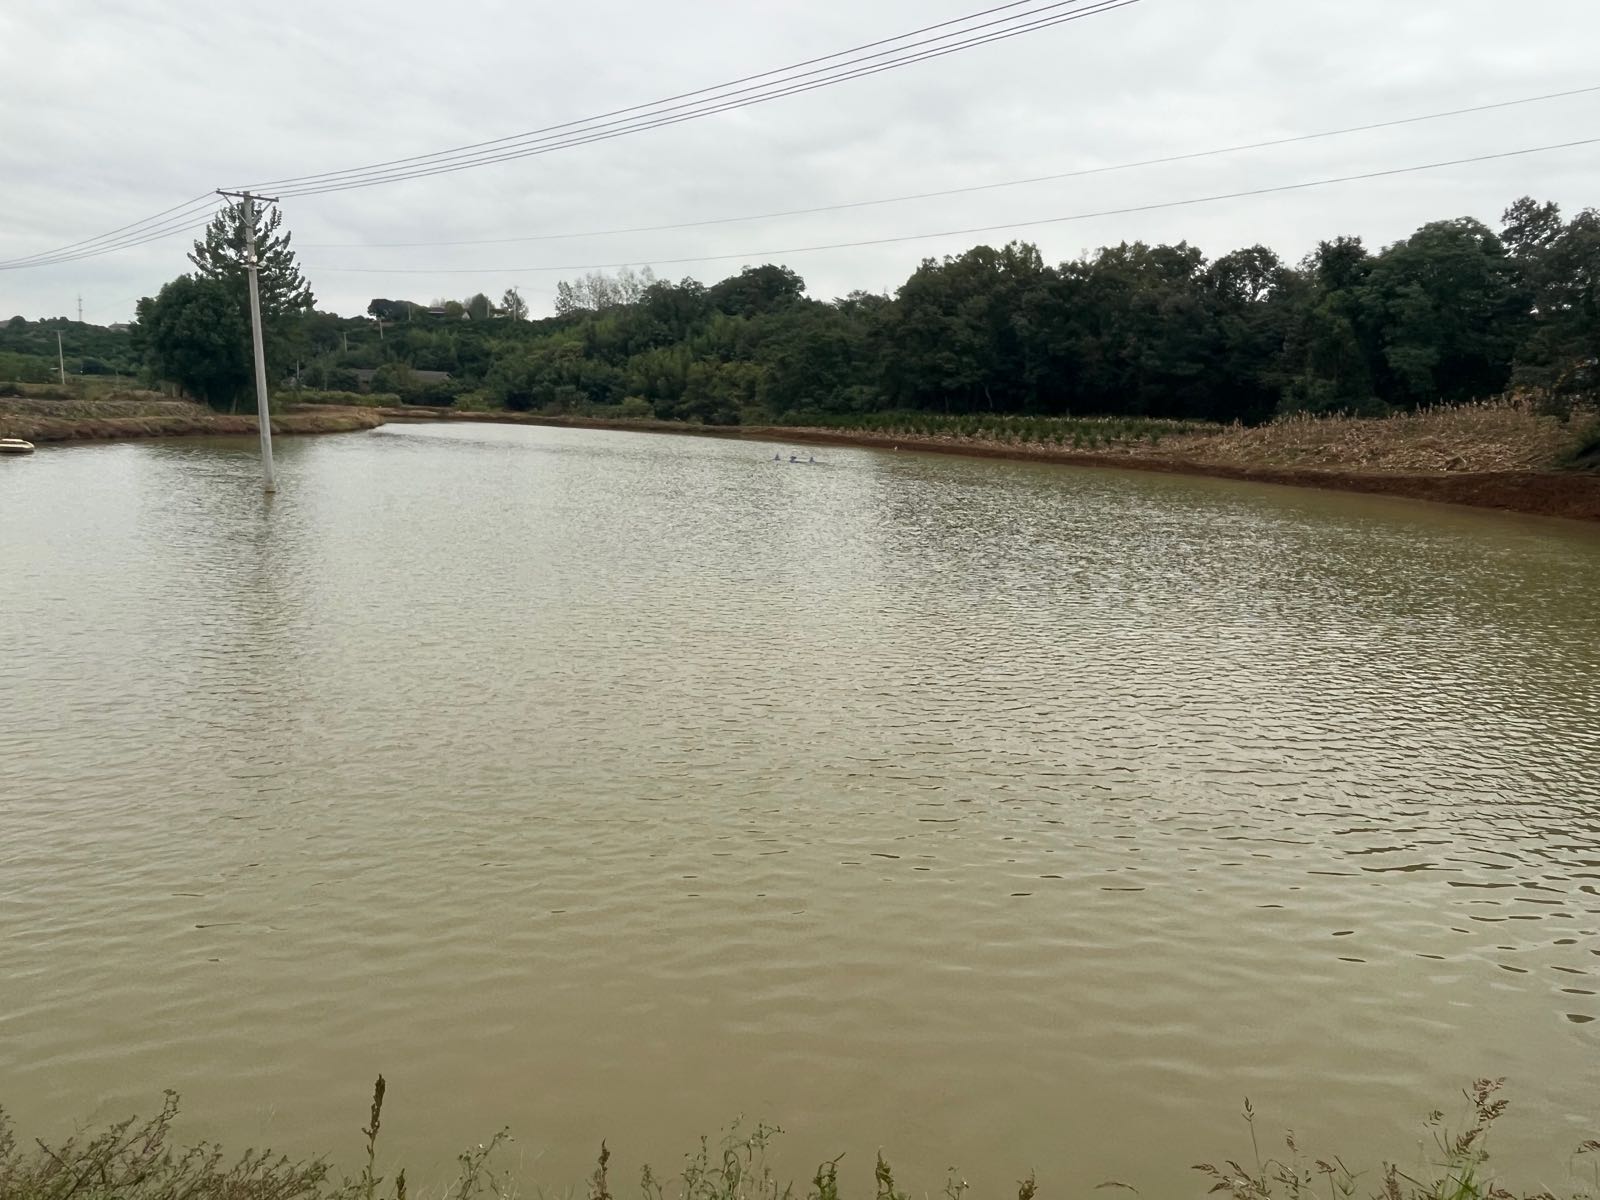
[[215, 190, 282, 204]]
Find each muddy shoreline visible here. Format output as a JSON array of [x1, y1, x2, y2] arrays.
[[8, 401, 1595, 522], [1, 407, 386, 443]]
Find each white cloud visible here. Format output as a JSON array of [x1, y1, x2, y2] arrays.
[[1, 0, 1596, 322]]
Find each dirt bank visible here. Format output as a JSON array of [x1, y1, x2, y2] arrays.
[[741, 427, 1600, 521], [375, 409, 1600, 523], [1, 399, 385, 443], [13, 399, 1595, 522]]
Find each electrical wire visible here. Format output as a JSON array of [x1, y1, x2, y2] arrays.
[[1, 205, 225, 272], [0, 194, 218, 270], [242, 0, 1060, 190], [301, 83, 1600, 249], [304, 135, 1600, 275], [275, 2, 1135, 197], [258, 0, 1138, 197], [0, 0, 1135, 271]]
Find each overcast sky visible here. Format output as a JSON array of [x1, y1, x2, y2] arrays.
[[2, 0, 1596, 323]]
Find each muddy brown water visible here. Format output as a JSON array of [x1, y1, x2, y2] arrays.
[[3, 423, 1598, 1196]]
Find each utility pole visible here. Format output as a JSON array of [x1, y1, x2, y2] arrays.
[[56, 330, 66, 385], [76, 295, 83, 323], [217, 188, 278, 493]]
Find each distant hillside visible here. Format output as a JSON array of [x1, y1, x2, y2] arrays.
[[0, 316, 140, 380]]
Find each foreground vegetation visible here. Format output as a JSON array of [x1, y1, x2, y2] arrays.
[[2, 1079, 1594, 1200]]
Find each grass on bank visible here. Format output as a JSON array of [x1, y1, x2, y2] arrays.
[[795, 398, 1600, 474], [2, 1079, 1594, 1200]]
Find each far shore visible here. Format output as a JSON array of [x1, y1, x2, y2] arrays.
[[376, 406, 1600, 523], [5, 397, 1597, 523]]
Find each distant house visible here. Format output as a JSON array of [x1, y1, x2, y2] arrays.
[[106, 322, 131, 333], [352, 368, 452, 393]]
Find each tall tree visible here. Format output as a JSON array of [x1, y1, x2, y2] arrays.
[[1366, 218, 1522, 408], [187, 200, 314, 388], [1508, 201, 1600, 406], [189, 200, 314, 316], [500, 287, 528, 321]]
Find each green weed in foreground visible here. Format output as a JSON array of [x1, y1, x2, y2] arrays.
[[0, 1079, 1592, 1200], [1195, 1082, 1598, 1200]]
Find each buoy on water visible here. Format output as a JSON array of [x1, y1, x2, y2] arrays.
[[0, 438, 35, 455]]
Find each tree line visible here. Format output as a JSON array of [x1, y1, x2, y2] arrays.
[[11, 195, 1594, 424], [0, 315, 142, 383]]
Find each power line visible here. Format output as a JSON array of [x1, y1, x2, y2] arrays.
[[0, 194, 217, 270], [0, 0, 1136, 271], [275, 2, 1137, 198], [247, 0, 1075, 191], [258, 0, 1140, 198], [305, 135, 1600, 276], [302, 83, 1600, 250], [0, 204, 225, 272]]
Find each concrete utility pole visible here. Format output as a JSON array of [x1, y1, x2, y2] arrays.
[[217, 189, 279, 493], [76, 295, 83, 323], [56, 330, 66, 385]]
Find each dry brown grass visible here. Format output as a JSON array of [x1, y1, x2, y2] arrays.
[[0, 395, 204, 423], [1160, 398, 1599, 474]]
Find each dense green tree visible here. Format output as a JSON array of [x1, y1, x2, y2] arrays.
[[1366, 219, 1522, 408], [1505, 199, 1600, 407], [1279, 238, 1382, 413], [487, 339, 621, 410], [367, 298, 411, 322], [133, 276, 251, 409], [707, 265, 806, 318]]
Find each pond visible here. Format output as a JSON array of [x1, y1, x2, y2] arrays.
[[2, 423, 1598, 1195]]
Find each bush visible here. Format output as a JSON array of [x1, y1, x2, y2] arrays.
[[402, 380, 459, 407], [452, 389, 498, 412]]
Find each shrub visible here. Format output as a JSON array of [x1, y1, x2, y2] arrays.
[[452, 389, 498, 412]]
